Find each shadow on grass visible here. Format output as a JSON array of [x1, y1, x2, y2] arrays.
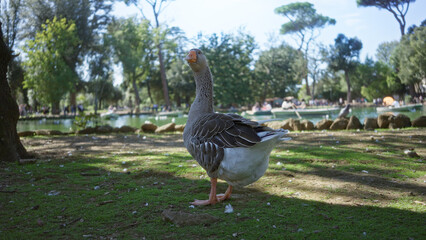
[[1, 151, 425, 239]]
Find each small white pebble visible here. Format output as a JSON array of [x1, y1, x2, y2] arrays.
[[336, 141, 340, 144], [94, 186, 100, 190], [362, 170, 369, 173], [273, 225, 276, 228], [192, 164, 197, 167], [232, 233, 238, 237], [145, 203, 148, 206], [288, 180, 292, 183], [132, 211, 137, 214], [142, 136, 147, 140], [277, 162, 282, 166], [267, 202, 271, 206], [298, 228, 303, 232], [122, 161, 126, 165], [224, 204, 233, 213], [59, 165, 64, 168], [123, 168, 128, 172], [189, 205, 195, 208], [178, 165, 183, 167]]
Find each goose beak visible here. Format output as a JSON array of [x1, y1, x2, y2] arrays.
[[185, 50, 197, 63]]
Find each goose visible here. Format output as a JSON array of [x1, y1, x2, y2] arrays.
[[338, 104, 351, 118], [183, 49, 289, 205]]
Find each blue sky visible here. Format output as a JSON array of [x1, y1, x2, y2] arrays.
[[113, 0, 425, 60]]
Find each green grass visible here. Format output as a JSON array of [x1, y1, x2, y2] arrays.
[[1, 130, 425, 239]]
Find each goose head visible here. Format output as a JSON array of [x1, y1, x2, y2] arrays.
[[185, 48, 208, 73]]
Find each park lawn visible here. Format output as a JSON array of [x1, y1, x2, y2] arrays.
[[1, 129, 425, 239]]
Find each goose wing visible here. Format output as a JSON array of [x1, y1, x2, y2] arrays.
[[188, 113, 273, 175]]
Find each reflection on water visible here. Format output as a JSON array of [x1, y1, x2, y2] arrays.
[[17, 106, 425, 132]]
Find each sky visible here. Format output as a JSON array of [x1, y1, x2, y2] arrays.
[[112, 0, 426, 60]]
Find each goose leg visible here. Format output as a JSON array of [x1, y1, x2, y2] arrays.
[[191, 178, 219, 205], [217, 185, 232, 202]]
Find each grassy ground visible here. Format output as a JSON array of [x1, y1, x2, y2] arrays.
[[1, 129, 425, 239]]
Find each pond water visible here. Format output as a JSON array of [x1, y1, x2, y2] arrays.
[[17, 106, 425, 132]]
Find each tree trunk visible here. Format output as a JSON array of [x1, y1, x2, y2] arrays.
[[0, 22, 30, 162], [311, 77, 316, 101], [408, 83, 416, 101], [131, 74, 141, 113], [146, 79, 154, 104], [70, 91, 76, 109], [344, 70, 351, 103], [51, 101, 60, 115], [304, 75, 311, 96], [157, 43, 171, 109]]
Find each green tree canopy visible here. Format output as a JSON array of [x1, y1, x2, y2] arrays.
[[358, 58, 394, 101], [375, 41, 399, 65], [392, 25, 425, 97], [107, 17, 153, 112], [22, 17, 79, 113], [326, 34, 363, 103], [357, 0, 415, 36], [274, 2, 335, 97], [198, 32, 256, 106], [253, 44, 304, 101]]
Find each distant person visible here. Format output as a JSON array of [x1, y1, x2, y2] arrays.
[[77, 104, 84, 113], [63, 106, 69, 116], [71, 105, 76, 116], [281, 100, 293, 109], [261, 102, 271, 111], [152, 104, 158, 112], [252, 102, 261, 111]]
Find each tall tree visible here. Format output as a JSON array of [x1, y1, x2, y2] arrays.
[[198, 32, 256, 106], [1, 0, 25, 100], [376, 40, 399, 65], [0, 21, 30, 162], [88, 34, 113, 114], [254, 44, 304, 101], [357, 0, 415, 36], [392, 25, 425, 97], [358, 58, 394, 101], [21, 0, 113, 106], [275, 2, 335, 97], [108, 17, 153, 112], [23, 17, 80, 114], [326, 34, 363, 103], [124, 0, 173, 109]]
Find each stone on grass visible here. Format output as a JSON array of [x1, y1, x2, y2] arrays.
[[316, 119, 333, 130], [288, 118, 302, 131], [346, 116, 362, 130], [364, 118, 378, 130], [330, 118, 348, 130], [96, 125, 113, 134], [392, 114, 411, 129], [174, 124, 185, 132], [162, 209, 219, 227], [141, 123, 158, 133], [301, 120, 314, 130], [412, 115, 426, 127], [119, 125, 137, 133], [263, 121, 288, 130], [155, 123, 176, 133], [76, 127, 96, 134], [35, 129, 63, 136], [18, 131, 35, 137], [377, 113, 395, 128]]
